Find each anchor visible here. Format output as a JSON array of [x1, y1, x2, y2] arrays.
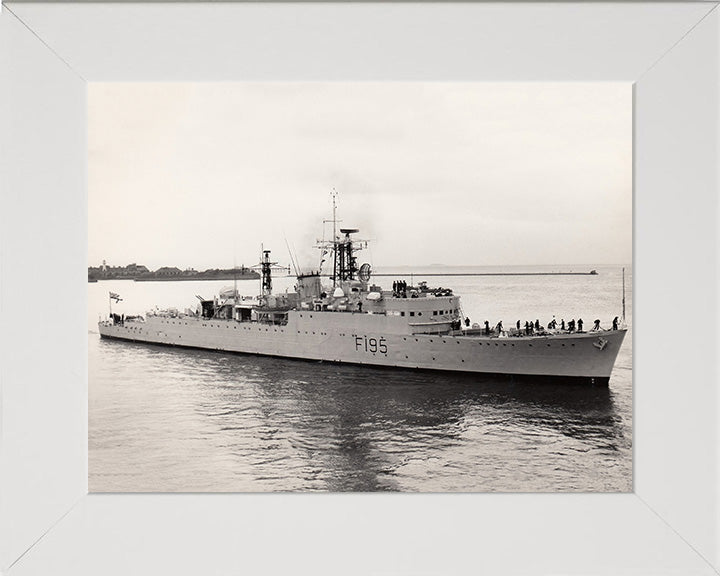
[[593, 337, 608, 351]]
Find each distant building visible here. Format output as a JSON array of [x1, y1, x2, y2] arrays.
[[88, 262, 150, 279], [155, 266, 182, 276], [126, 263, 150, 274], [88, 262, 258, 282]]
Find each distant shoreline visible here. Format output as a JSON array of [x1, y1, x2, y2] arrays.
[[134, 274, 259, 282], [88, 271, 599, 283], [88, 263, 261, 284], [88, 275, 260, 283]]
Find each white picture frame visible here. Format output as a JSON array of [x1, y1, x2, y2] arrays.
[[1, 2, 718, 574]]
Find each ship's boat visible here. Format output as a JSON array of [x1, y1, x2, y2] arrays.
[[99, 201, 627, 386]]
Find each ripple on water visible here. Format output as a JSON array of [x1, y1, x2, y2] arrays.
[[89, 270, 633, 492]]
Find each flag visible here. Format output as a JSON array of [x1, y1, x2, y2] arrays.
[[109, 292, 122, 302]]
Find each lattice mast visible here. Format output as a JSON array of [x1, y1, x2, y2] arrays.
[[317, 190, 368, 286], [251, 244, 286, 297]]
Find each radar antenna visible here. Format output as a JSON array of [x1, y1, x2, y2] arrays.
[[315, 190, 369, 285], [359, 262, 372, 283]]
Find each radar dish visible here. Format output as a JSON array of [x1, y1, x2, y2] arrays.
[[359, 263, 372, 282]]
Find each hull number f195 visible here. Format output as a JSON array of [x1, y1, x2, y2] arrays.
[[355, 335, 388, 355]]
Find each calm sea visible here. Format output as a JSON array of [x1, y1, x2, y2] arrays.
[[89, 265, 632, 492]]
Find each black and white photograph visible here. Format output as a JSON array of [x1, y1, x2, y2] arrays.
[[88, 82, 632, 493], [8, 1, 720, 573]]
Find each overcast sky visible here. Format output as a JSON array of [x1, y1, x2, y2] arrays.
[[89, 83, 631, 271]]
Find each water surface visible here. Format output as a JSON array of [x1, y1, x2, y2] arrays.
[[89, 265, 632, 492]]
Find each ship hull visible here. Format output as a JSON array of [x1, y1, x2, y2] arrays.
[[98, 311, 627, 385]]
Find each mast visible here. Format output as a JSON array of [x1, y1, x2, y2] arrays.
[[338, 228, 360, 281], [251, 244, 285, 300], [284, 234, 300, 277], [233, 254, 237, 301], [261, 248, 275, 296], [622, 267, 626, 324], [332, 188, 337, 259], [332, 188, 338, 287], [316, 190, 368, 285]]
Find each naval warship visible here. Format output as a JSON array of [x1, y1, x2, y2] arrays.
[[99, 201, 627, 386]]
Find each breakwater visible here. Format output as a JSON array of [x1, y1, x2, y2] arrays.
[[371, 271, 598, 277]]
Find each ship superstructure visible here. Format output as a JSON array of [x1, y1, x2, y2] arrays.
[[99, 199, 627, 385]]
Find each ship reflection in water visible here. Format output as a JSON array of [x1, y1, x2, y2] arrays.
[[89, 335, 631, 492]]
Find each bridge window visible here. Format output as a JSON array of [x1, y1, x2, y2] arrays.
[[410, 312, 415, 317]]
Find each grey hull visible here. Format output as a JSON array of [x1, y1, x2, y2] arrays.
[[99, 310, 627, 385]]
